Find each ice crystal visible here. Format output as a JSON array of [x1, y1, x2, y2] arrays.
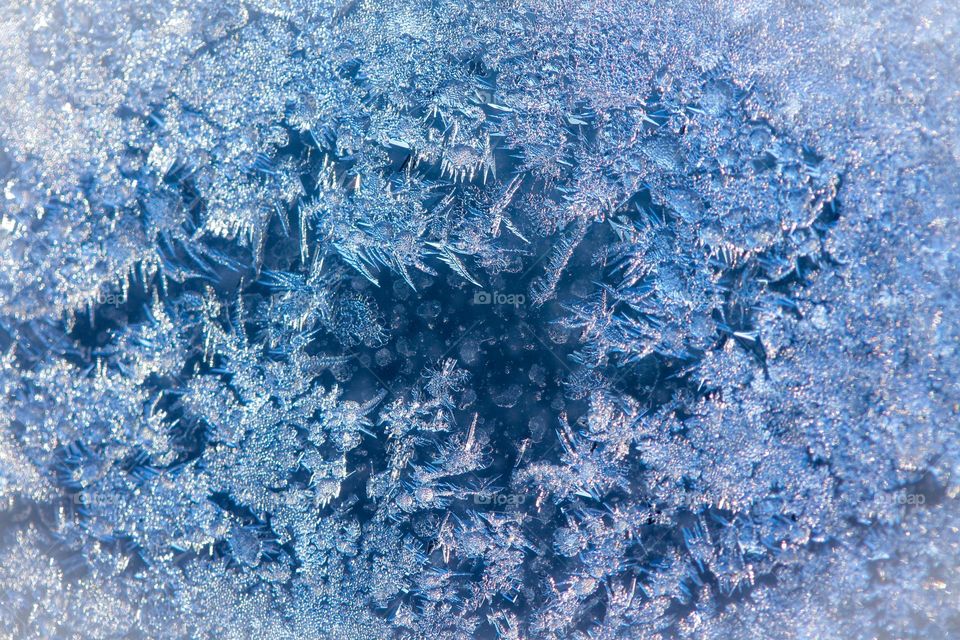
[[1, 0, 959, 638]]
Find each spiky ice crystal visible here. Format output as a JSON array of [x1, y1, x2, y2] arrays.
[[0, 1, 958, 638]]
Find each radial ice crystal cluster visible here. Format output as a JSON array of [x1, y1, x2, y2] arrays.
[[1, 1, 959, 638]]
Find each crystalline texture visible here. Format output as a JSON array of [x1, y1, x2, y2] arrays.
[[0, 1, 958, 639]]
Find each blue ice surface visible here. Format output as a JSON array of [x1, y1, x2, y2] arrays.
[[0, 2, 958, 639]]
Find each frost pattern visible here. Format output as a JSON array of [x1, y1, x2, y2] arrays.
[[1, 1, 959, 639]]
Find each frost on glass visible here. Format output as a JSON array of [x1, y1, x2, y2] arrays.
[[0, 1, 958, 639]]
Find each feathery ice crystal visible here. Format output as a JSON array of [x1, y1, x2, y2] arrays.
[[1, 1, 959, 638]]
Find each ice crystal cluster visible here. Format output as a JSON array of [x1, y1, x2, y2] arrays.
[[1, 1, 959, 638]]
